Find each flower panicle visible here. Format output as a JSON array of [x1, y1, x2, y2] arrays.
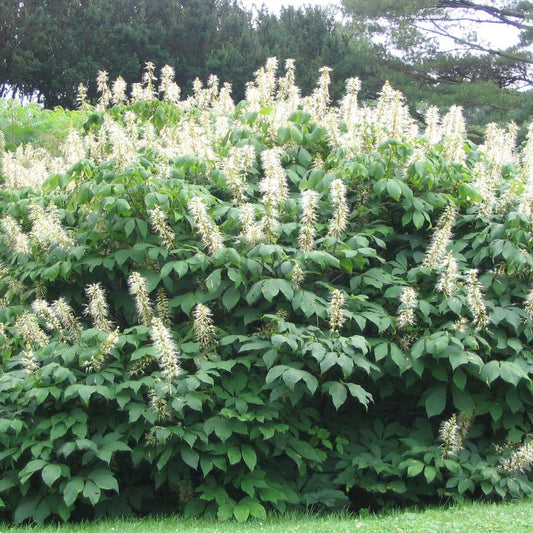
[[436, 252, 460, 297], [193, 303, 217, 351], [85, 283, 113, 332], [150, 317, 181, 383], [29, 203, 74, 251], [422, 204, 457, 268], [32, 298, 62, 332], [439, 413, 463, 459], [156, 287, 171, 325], [1, 215, 30, 254], [500, 441, 533, 474], [128, 272, 153, 326], [525, 288, 533, 319], [21, 349, 39, 374], [290, 264, 305, 288], [16, 311, 49, 349], [466, 269, 489, 330], [239, 203, 264, 244], [53, 297, 82, 338], [188, 197, 225, 255], [298, 190, 319, 253], [397, 286, 418, 330], [328, 179, 349, 239], [148, 205, 175, 249], [328, 289, 346, 333]]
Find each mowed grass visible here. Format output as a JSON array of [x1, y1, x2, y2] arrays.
[[1, 499, 532, 533]]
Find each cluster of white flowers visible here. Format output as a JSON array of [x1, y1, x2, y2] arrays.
[[148, 205, 176, 249], [1, 144, 60, 189], [441, 105, 466, 164], [259, 148, 288, 238], [328, 179, 349, 239], [501, 441, 533, 474], [150, 317, 181, 384], [290, 264, 305, 288], [518, 123, 533, 221], [32, 298, 62, 332], [128, 272, 153, 326], [29, 203, 74, 250], [1, 215, 30, 254], [466, 269, 490, 330], [436, 252, 460, 297], [53, 297, 82, 338], [375, 81, 416, 143], [422, 205, 457, 268], [222, 145, 256, 204], [328, 289, 346, 333], [85, 283, 113, 332], [246, 57, 278, 110], [298, 190, 319, 253], [96, 70, 112, 109], [439, 412, 473, 459], [397, 287, 418, 329], [188, 197, 225, 255], [239, 203, 263, 244], [424, 106, 442, 147], [16, 311, 49, 348], [193, 303, 217, 351]]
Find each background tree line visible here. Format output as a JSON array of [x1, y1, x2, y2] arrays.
[[1, 0, 532, 132]]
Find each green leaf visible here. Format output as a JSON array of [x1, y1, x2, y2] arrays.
[[217, 503, 234, 521], [181, 448, 200, 470], [233, 502, 250, 522], [481, 361, 500, 384], [124, 218, 136, 237], [222, 287, 240, 310], [386, 179, 402, 201], [289, 439, 323, 462], [241, 445, 257, 471], [63, 478, 84, 507], [204, 417, 233, 442], [261, 279, 294, 302], [374, 342, 388, 361], [329, 382, 348, 410], [346, 383, 373, 408], [88, 468, 119, 492], [228, 446, 241, 465], [42, 464, 62, 487], [407, 461, 424, 477], [499, 361, 523, 386], [82, 480, 101, 505], [247, 500, 267, 519], [425, 385, 447, 417], [14, 496, 42, 525], [206, 269, 222, 293], [424, 466, 437, 483]]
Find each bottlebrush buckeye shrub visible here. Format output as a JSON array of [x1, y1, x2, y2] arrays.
[[0, 60, 532, 524]]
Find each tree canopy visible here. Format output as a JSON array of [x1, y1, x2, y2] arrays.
[[0, 0, 532, 131]]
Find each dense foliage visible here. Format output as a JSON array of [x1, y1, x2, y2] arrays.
[[0, 62, 532, 525]]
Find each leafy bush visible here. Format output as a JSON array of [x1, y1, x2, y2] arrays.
[[0, 62, 532, 524]]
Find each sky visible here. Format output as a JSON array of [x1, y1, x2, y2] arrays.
[[240, 0, 340, 14], [240, 0, 519, 49]]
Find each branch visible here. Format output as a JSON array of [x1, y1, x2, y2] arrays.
[[434, 1, 533, 30], [418, 21, 533, 66]]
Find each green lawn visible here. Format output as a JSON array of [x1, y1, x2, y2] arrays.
[[2, 499, 532, 533]]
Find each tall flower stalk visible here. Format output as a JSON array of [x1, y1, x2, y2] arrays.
[[128, 272, 153, 326]]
